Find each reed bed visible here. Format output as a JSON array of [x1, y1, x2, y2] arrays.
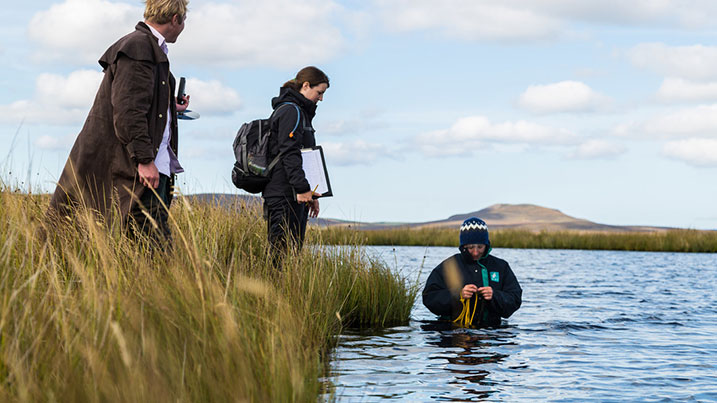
[[0, 187, 418, 402], [318, 226, 717, 253]]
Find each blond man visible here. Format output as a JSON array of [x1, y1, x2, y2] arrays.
[[50, 0, 190, 246]]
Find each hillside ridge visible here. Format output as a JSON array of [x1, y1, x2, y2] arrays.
[[187, 194, 670, 232]]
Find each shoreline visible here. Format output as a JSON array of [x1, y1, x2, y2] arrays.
[[316, 227, 717, 253]]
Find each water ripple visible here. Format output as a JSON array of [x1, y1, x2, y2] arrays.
[[324, 247, 717, 402]]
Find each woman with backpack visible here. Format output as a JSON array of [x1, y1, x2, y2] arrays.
[[262, 66, 329, 267]]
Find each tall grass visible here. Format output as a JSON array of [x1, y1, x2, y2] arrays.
[[319, 226, 717, 253], [0, 187, 418, 402]]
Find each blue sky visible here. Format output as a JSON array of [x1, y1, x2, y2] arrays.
[[3, 0, 717, 229]]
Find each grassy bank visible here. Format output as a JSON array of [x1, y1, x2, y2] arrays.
[[318, 226, 717, 253], [0, 188, 418, 402]]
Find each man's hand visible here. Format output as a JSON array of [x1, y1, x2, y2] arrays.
[[461, 284, 478, 300], [138, 162, 160, 188], [176, 94, 190, 112]]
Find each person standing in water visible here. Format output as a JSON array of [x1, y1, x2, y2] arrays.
[[423, 217, 522, 327]]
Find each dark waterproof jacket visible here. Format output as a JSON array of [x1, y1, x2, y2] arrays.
[[423, 249, 522, 327], [262, 87, 316, 198], [49, 22, 178, 223]]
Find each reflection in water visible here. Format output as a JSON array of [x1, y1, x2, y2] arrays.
[[422, 322, 517, 399], [324, 322, 520, 401]]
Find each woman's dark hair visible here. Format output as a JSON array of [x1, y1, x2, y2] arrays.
[[282, 66, 330, 91]]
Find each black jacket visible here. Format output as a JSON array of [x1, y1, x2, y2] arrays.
[[423, 248, 522, 327], [262, 87, 317, 198]]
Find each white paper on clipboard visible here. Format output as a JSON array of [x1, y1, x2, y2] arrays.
[[301, 146, 332, 197]]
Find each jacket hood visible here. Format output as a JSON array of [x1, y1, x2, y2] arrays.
[[271, 87, 317, 119]]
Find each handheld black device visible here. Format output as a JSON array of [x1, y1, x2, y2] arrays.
[[177, 77, 186, 105]]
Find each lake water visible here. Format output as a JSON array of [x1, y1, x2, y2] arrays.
[[323, 246, 717, 402]]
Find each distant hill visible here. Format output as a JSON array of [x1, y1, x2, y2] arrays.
[[413, 204, 669, 232], [186, 194, 670, 233]]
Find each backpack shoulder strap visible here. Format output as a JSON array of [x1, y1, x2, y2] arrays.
[[271, 102, 302, 134], [266, 102, 302, 172]]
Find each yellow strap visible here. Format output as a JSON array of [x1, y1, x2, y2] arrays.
[[453, 298, 467, 325], [453, 296, 479, 327], [468, 295, 477, 325]]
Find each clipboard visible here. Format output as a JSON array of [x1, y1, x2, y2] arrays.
[[301, 145, 333, 198]]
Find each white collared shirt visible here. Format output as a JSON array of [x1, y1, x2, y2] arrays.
[[146, 24, 183, 176]]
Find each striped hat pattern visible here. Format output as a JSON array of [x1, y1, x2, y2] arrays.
[[459, 217, 490, 247]]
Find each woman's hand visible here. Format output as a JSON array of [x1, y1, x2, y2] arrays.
[[296, 191, 313, 203], [297, 191, 321, 217], [308, 199, 320, 218]]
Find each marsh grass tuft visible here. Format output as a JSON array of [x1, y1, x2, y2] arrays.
[[0, 187, 417, 402], [319, 226, 717, 253]]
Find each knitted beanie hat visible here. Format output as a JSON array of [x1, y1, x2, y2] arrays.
[[459, 217, 490, 248]]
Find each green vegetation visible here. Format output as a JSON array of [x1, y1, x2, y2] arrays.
[[318, 226, 717, 253], [0, 188, 418, 402]]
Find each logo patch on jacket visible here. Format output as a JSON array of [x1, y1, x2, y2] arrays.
[[490, 272, 499, 282]]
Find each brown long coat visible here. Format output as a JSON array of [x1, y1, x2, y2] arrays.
[[49, 22, 179, 225]]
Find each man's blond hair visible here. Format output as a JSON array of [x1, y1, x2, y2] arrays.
[[144, 0, 188, 25]]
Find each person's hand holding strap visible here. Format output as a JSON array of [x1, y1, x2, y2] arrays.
[[461, 284, 478, 300], [477, 286, 493, 301]]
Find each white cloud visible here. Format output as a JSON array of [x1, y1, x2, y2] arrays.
[[415, 115, 578, 157], [529, 0, 717, 28], [27, 0, 351, 69], [375, 0, 561, 41], [1, 70, 240, 124], [37, 70, 104, 109], [34, 133, 77, 151], [372, 1, 717, 42], [611, 121, 638, 138], [656, 78, 717, 103], [628, 43, 717, 81], [663, 138, 717, 167], [321, 141, 393, 166], [569, 139, 626, 159], [28, 0, 139, 65], [518, 81, 611, 114], [612, 104, 717, 139], [28, 0, 717, 72], [645, 105, 717, 137], [0, 69, 103, 125], [174, 0, 348, 68], [184, 78, 241, 115]]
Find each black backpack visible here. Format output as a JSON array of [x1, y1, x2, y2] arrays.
[[231, 102, 300, 193]]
